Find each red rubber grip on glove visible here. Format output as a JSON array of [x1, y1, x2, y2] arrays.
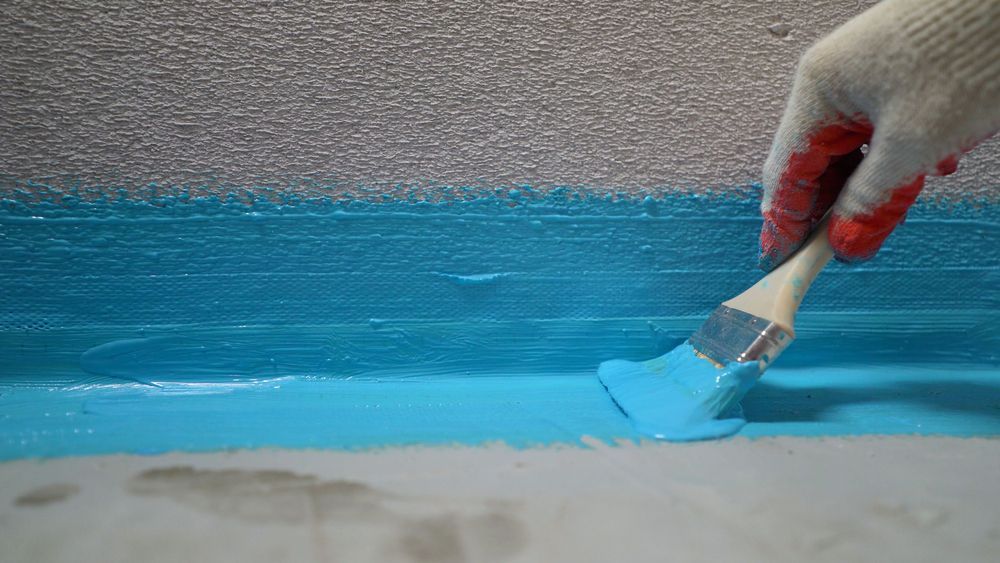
[[828, 175, 925, 262], [760, 119, 872, 270]]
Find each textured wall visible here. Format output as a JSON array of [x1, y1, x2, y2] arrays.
[[0, 0, 996, 196]]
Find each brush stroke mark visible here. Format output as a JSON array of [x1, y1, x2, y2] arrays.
[[435, 272, 514, 286], [1, 192, 995, 331]]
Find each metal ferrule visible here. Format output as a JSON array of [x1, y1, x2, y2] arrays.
[[688, 305, 794, 370]]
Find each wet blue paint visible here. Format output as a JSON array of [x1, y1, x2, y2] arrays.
[[0, 185, 997, 459], [2, 186, 996, 330], [599, 342, 761, 441], [2, 375, 636, 457], [3, 351, 999, 460]]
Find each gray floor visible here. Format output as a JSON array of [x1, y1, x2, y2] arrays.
[[2, 437, 998, 563]]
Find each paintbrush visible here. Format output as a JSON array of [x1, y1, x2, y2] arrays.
[[596, 217, 835, 440], [689, 216, 834, 371]]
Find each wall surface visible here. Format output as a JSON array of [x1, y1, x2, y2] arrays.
[[0, 0, 996, 197]]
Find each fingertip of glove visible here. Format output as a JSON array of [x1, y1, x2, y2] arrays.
[[828, 214, 884, 264], [757, 252, 778, 273], [934, 155, 959, 177], [758, 223, 793, 272], [832, 252, 874, 266]]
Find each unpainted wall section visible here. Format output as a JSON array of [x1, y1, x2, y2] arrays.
[[0, 0, 996, 196]]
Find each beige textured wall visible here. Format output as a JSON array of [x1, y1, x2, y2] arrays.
[[0, 0, 995, 197]]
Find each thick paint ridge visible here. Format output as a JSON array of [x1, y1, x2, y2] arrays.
[[1, 179, 997, 219]]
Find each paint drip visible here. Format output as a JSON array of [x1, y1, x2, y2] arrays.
[[598, 342, 760, 441]]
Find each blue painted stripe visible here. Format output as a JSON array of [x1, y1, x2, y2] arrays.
[[0, 188, 997, 458]]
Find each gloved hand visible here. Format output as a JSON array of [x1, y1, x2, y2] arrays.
[[759, 0, 999, 271]]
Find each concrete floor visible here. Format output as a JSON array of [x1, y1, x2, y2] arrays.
[[1, 437, 998, 563]]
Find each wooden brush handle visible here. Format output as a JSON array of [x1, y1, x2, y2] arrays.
[[723, 218, 835, 337]]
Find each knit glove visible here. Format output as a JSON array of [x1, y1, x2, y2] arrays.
[[759, 0, 999, 271]]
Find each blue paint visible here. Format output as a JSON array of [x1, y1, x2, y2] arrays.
[[79, 336, 286, 385], [2, 347, 998, 460], [598, 342, 760, 441], [0, 184, 998, 459], [436, 272, 512, 286], [1, 375, 636, 457]]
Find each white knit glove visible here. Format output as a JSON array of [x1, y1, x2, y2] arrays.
[[759, 0, 999, 270]]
